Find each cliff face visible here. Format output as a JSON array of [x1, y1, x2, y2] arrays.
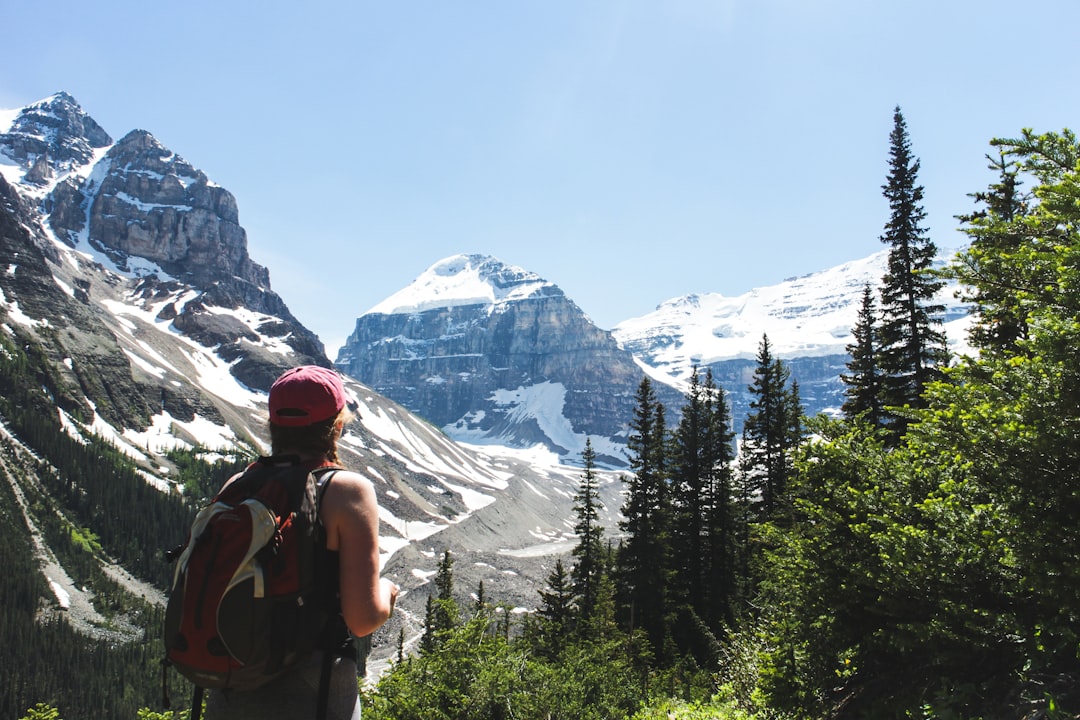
[[0, 93, 328, 429], [337, 255, 679, 465]]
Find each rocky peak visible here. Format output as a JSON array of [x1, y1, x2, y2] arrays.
[[338, 254, 681, 465], [0, 92, 111, 171], [44, 127, 271, 293]]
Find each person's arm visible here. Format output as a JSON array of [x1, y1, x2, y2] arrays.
[[322, 471, 398, 637]]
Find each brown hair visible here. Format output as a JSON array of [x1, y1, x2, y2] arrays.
[[269, 407, 355, 463]]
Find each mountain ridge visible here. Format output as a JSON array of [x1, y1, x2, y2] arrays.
[[0, 93, 628, 695], [0, 92, 976, 707]]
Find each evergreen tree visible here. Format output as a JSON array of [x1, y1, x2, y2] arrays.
[[955, 149, 1032, 351], [535, 559, 575, 654], [670, 367, 736, 631], [570, 438, 604, 632], [474, 580, 487, 615], [420, 594, 437, 654], [739, 335, 802, 524], [616, 376, 672, 660], [876, 106, 948, 432], [841, 283, 886, 425], [670, 369, 707, 606], [423, 550, 458, 651], [702, 369, 737, 628]]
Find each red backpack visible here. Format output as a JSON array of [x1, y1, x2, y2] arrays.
[[163, 455, 347, 719]]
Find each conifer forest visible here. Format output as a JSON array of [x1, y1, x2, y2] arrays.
[[6, 110, 1080, 719]]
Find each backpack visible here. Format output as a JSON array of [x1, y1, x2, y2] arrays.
[[163, 455, 349, 720]]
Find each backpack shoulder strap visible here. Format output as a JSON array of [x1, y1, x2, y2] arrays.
[[313, 465, 342, 506]]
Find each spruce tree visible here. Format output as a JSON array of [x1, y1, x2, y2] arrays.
[[670, 368, 708, 608], [841, 284, 885, 425], [570, 438, 604, 633], [955, 149, 1032, 351], [422, 549, 458, 651], [877, 106, 948, 432], [536, 558, 575, 653], [670, 367, 736, 631], [739, 334, 802, 525], [616, 376, 672, 659]]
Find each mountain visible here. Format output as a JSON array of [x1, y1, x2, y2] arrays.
[[613, 250, 973, 427], [336, 249, 972, 452], [0, 94, 627, 715], [0, 91, 979, 717], [335, 253, 684, 467]]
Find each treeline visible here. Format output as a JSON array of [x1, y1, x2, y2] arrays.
[[0, 328, 244, 720], [362, 112, 1080, 719]]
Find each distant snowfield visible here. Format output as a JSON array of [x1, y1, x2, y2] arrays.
[[614, 249, 974, 380], [445, 380, 627, 464]]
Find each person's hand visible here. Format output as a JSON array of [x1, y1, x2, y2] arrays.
[[384, 578, 399, 617]]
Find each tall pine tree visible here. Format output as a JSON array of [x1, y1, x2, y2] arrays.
[[616, 376, 672, 660], [570, 438, 605, 634], [738, 334, 802, 525], [670, 367, 736, 631], [877, 106, 948, 433]]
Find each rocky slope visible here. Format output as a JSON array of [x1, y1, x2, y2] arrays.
[[0, 93, 627, 678]]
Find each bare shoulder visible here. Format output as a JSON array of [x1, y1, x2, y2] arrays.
[[320, 470, 377, 545], [322, 468, 374, 504]]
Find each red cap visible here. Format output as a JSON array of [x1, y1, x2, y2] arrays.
[[268, 365, 346, 427]]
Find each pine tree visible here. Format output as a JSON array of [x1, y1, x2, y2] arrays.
[[739, 335, 802, 524], [670, 367, 736, 630], [877, 106, 948, 432], [474, 579, 487, 615], [616, 376, 672, 659], [570, 438, 604, 633], [670, 369, 708, 608], [669, 367, 738, 634], [422, 549, 458, 651], [841, 284, 885, 425], [536, 558, 575, 653], [955, 149, 1032, 352]]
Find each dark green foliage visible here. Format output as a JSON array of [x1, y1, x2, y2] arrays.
[[534, 559, 575, 656], [735, 128, 1080, 718], [738, 335, 802, 526], [616, 377, 674, 661], [840, 284, 885, 425], [422, 550, 460, 653], [366, 610, 705, 720], [669, 367, 737, 637], [0, 329, 237, 720], [954, 150, 1032, 351], [570, 439, 604, 633], [876, 107, 948, 433]]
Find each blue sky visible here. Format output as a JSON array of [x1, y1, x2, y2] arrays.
[[3, 1, 1080, 355]]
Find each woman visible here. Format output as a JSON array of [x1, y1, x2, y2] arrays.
[[205, 365, 398, 720]]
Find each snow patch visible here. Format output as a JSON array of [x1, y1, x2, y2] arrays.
[[366, 254, 553, 315]]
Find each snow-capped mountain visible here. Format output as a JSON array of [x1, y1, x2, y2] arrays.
[[0, 92, 978, 701], [0, 94, 625, 682], [613, 250, 972, 423], [336, 254, 685, 467]]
